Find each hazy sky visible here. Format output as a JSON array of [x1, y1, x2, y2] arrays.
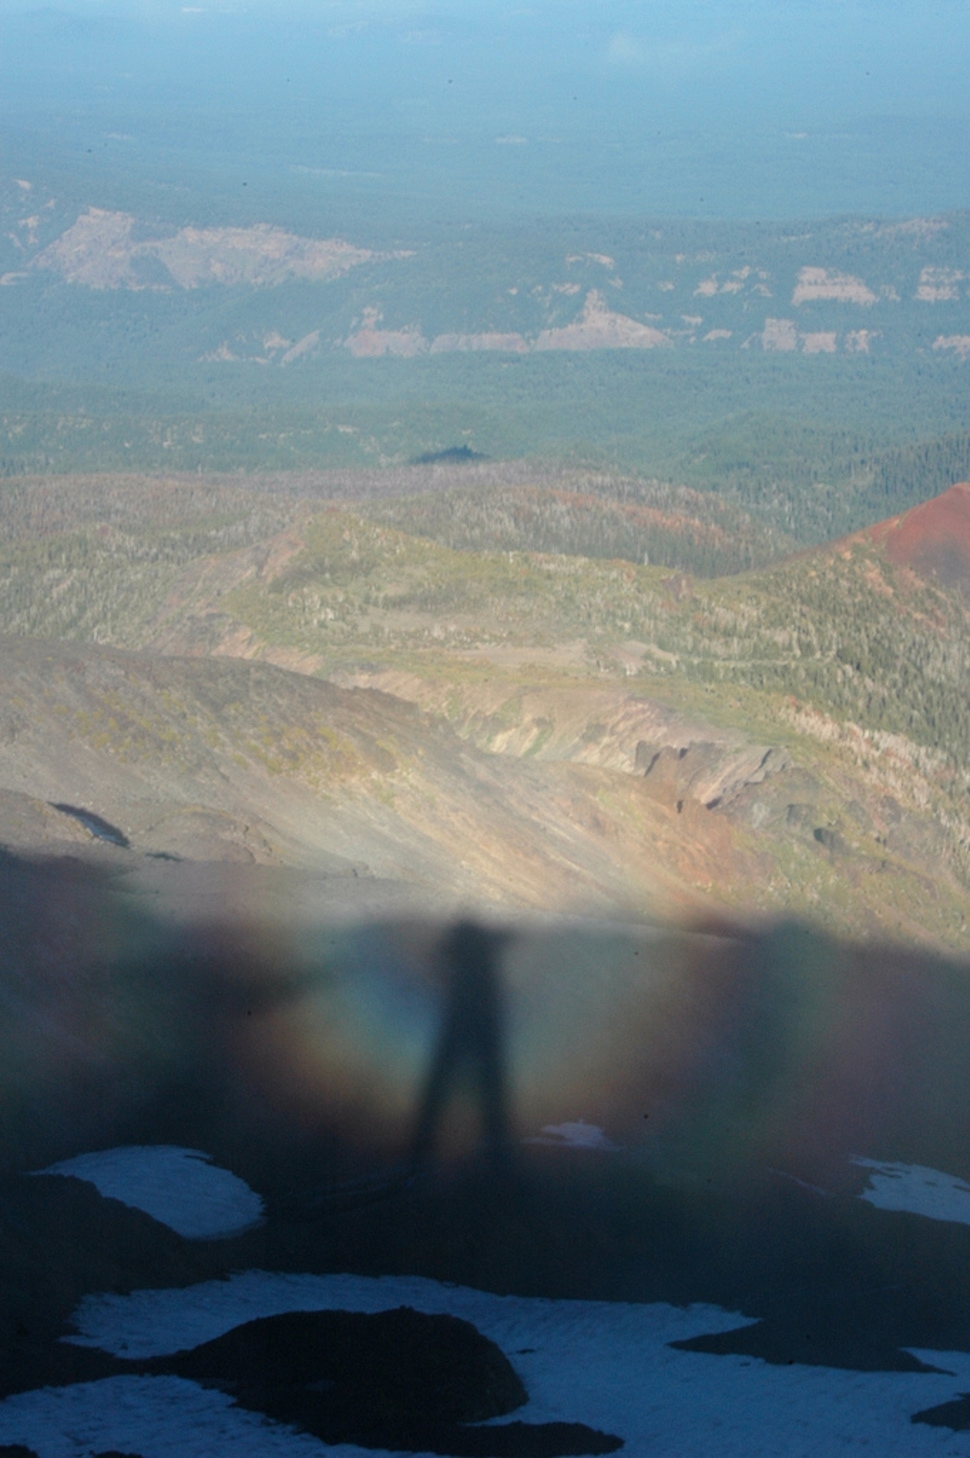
[[3, 0, 969, 125], [2, 0, 968, 218]]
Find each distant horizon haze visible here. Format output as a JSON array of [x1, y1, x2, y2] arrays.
[[0, 0, 968, 220]]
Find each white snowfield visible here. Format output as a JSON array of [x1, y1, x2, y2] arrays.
[[0, 1271, 960, 1457], [853, 1157, 970, 1225], [33, 1146, 265, 1239], [5, 1150, 970, 1454]]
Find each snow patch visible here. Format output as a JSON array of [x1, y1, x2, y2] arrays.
[[64, 1270, 750, 1361], [523, 1120, 620, 1150], [0, 1376, 325, 1458], [853, 1157, 970, 1226], [34, 1146, 264, 1239]]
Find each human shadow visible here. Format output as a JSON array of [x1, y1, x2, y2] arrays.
[[410, 920, 513, 1174]]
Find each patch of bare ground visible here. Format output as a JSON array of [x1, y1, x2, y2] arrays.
[[324, 660, 970, 940], [5, 627, 956, 944], [850, 482, 970, 587], [0, 636, 740, 923]]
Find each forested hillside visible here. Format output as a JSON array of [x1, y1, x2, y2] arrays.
[[1, 466, 970, 943], [3, 470, 968, 786], [359, 478, 795, 574], [3, 362, 970, 546], [2, 149, 970, 547]]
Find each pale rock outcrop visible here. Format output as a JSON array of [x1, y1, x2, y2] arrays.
[[32, 208, 380, 290], [344, 308, 429, 357], [933, 335, 970, 360], [430, 332, 529, 354], [792, 267, 877, 306], [916, 267, 964, 302], [534, 290, 670, 351]]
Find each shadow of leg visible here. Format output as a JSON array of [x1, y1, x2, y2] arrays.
[[410, 921, 513, 1175]]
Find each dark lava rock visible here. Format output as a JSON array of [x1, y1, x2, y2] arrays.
[[672, 1318, 948, 1373], [140, 1306, 622, 1455], [147, 1306, 525, 1425], [0, 1444, 142, 1457], [912, 1393, 970, 1430], [0, 1174, 211, 1378]]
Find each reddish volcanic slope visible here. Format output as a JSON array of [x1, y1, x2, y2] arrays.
[[863, 481, 970, 585]]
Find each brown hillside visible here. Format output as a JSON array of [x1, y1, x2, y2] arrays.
[[864, 481, 970, 585]]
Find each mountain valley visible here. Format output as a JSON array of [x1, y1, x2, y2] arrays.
[[1, 465, 969, 951], [1, 128, 969, 956], [6, 11, 970, 1454]]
